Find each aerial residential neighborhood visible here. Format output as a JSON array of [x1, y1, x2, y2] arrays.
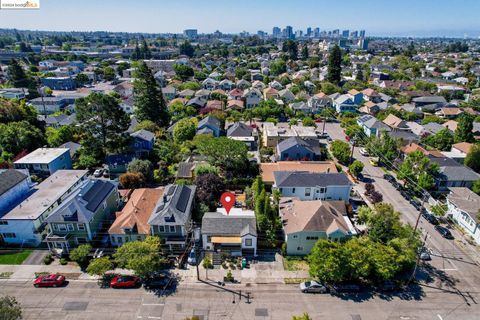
[[0, 1, 480, 319]]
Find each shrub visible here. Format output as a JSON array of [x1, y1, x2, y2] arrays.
[[365, 183, 375, 195], [43, 254, 54, 265], [202, 256, 213, 269], [59, 258, 68, 265]]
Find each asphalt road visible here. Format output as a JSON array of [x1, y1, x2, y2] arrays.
[[321, 122, 480, 296], [1, 279, 479, 320]]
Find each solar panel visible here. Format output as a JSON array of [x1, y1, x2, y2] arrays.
[[84, 181, 115, 212], [175, 186, 191, 213]]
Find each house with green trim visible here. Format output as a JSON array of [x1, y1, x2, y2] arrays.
[[45, 179, 119, 255]]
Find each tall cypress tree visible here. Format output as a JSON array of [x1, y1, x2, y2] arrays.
[[133, 61, 169, 127], [327, 45, 342, 84]]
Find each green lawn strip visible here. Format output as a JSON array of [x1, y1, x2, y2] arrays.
[[0, 249, 33, 265]]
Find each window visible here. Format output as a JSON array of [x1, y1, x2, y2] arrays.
[[2, 233, 16, 238], [292, 188, 296, 194], [319, 187, 325, 193], [76, 238, 87, 244], [77, 224, 85, 231], [305, 188, 311, 197], [67, 224, 74, 231], [117, 237, 123, 244], [103, 202, 107, 210], [169, 225, 176, 233], [159, 225, 165, 232], [57, 224, 67, 231], [297, 247, 303, 251], [279, 188, 283, 193], [293, 235, 298, 239], [306, 236, 319, 241], [0, 220, 8, 225], [245, 239, 252, 246]]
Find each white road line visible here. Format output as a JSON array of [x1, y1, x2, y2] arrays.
[[147, 317, 162, 319], [437, 315, 443, 320], [142, 303, 165, 306]]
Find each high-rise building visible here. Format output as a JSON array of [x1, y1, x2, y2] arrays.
[[314, 27, 320, 38], [183, 29, 198, 39], [257, 30, 266, 38], [359, 38, 369, 50], [285, 26, 294, 39], [350, 31, 358, 38], [272, 27, 281, 38], [359, 30, 366, 38], [342, 30, 349, 38], [295, 30, 303, 38], [332, 29, 340, 37], [306, 27, 312, 37]]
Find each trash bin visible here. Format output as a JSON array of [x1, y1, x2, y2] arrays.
[[241, 257, 247, 269]]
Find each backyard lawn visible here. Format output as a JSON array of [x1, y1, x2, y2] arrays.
[[0, 249, 33, 265], [283, 257, 310, 271]]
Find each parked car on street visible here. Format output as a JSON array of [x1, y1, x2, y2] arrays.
[[359, 148, 369, 156], [187, 248, 197, 265], [419, 251, 431, 261], [435, 225, 454, 239], [300, 281, 328, 293], [383, 174, 395, 183], [422, 212, 439, 225], [110, 275, 141, 288], [93, 168, 104, 177], [33, 274, 66, 288], [142, 272, 174, 290]]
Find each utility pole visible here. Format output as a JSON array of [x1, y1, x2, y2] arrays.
[[322, 111, 327, 136], [414, 192, 427, 232], [408, 232, 428, 285], [349, 138, 355, 164]]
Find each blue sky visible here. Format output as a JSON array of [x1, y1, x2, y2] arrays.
[[0, 0, 479, 37]]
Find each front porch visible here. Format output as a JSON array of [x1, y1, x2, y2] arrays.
[[46, 233, 73, 257]]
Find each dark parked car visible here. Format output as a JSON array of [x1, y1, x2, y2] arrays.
[[422, 212, 439, 225], [410, 199, 422, 211], [33, 274, 66, 288], [142, 273, 174, 290], [383, 174, 395, 183], [435, 225, 454, 239], [330, 283, 361, 294], [110, 275, 141, 288]]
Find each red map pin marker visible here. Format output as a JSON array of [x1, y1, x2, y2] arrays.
[[220, 192, 236, 215]]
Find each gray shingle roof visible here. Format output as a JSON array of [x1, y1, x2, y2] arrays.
[[274, 171, 351, 187], [198, 116, 221, 130], [277, 137, 319, 154], [430, 157, 480, 182], [148, 184, 196, 226], [227, 122, 253, 137], [201, 211, 257, 236], [130, 129, 155, 141], [0, 170, 28, 197]]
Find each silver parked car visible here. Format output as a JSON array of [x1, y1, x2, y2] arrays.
[[300, 281, 328, 293]]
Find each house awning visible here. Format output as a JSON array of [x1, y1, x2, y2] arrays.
[[211, 236, 241, 244]]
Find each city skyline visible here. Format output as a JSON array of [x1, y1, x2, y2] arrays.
[[0, 0, 479, 38]]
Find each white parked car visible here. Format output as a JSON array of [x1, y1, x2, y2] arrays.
[[359, 148, 369, 156], [300, 281, 328, 293], [187, 248, 197, 265], [93, 169, 104, 177]]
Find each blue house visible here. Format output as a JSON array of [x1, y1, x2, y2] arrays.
[[105, 154, 136, 175], [357, 115, 391, 138], [333, 94, 357, 113], [276, 137, 321, 161], [130, 129, 155, 156], [197, 116, 221, 137], [14, 148, 72, 177], [40, 77, 76, 90]]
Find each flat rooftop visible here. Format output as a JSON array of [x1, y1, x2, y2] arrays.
[[2, 170, 88, 220], [217, 207, 255, 217], [14, 148, 70, 165]]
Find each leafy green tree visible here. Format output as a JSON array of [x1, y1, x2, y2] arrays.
[[127, 159, 153, 181], [173, 64, 194, 81], [0, 121, 45, 155], [7, 59, 30, 88], [302, 117, 315, 127], [76, 93, 130, 157], [330, 140, 351, 164], [103, 66, 116, 81], [135, 120, 160, 133], [422, 128, 454, 151], [141, 38, 151, 59], [193, 163, 219, 176], [367, 131, 400, 162], [472, 180, 480, 195], [430, 203, 448, 217], [116, 62, 130, 77], [282, 40, 298, 60], [75, 73, 90, 86], [397, 150, 439, 192], [45, 125, 78, 147], [301, 46, 309, 60], [327, 45, 342, 84], [0, 295, 22, 320], [349, 160, 364, 177], [134, 61, 170, 126], [465, 144, 480, 173], [270, 60, 287, 76], [454, 114, 474, 143], [113, 236, 166, 277], [179, 41, 195, 57], [308, 240, 346, 284], [0, 98, 38, 124], [69, 244, 92, 270], [86, 257, 113, 276], [194, 173, 225, 211], [173, 117, 197, 143], [77, 152, 99, 169], [196, 136, 248, 174], [421, 115, 446, 125]]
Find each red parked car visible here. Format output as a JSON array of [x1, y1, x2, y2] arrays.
[[33, 274, 66, 288], [110, 275, 141, 288]]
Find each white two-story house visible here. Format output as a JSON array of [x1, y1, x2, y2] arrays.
[[446, 187, 480, 244]]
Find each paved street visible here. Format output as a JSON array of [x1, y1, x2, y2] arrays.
[[321, 122, 480, 296], [1, 278, 480, 320]]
